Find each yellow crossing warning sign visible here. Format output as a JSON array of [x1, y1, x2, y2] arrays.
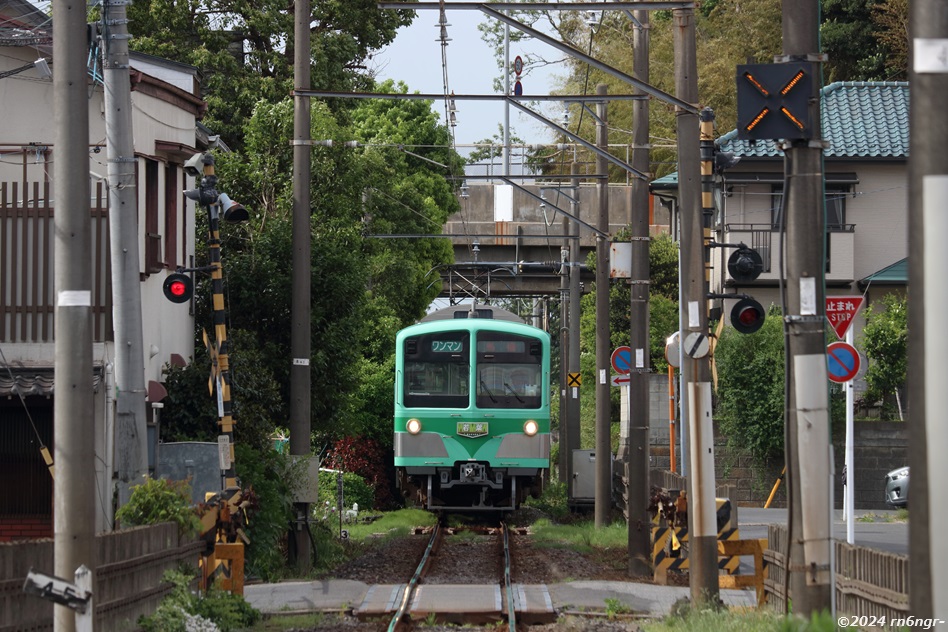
[[567, 372, 582, 387]]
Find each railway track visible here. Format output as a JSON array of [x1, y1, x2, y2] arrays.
[[377, 518, 540, 631]]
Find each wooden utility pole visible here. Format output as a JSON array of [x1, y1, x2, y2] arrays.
[[673, 6, 719, 605], [909, 0, 948, 620], [782, 0, 832, 615], [290, 0, 313, 571], [626, 8, 651, 577], [53, 0, 95, 628], [594, 84, 612, 528]]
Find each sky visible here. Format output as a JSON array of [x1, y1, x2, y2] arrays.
[[370, 4, 565, 151]]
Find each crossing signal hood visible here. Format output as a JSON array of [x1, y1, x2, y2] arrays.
[[163, 272, 193, 304], [731, 297, 766, 334]]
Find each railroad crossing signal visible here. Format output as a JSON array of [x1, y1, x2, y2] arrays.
[[162, 272, 193, 303], [736, 62, 813, 140], [731, 297, 766, 334]]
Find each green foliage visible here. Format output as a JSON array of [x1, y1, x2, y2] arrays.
[[522, 480, 570, 522], [127, 0, 413, 149], [714, 305, 787, 459], [857, 293, 907, 419], [115, 476, 201, 537], [324, 435, 398, 509], [232, 444, 298, 581], [139, 569, 260, 632], [642, 606, 838, 631], [316, 470, 375, 516]]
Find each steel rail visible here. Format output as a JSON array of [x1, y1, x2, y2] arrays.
[[500, 521, 517, 632], [388, 520, 443, 632]]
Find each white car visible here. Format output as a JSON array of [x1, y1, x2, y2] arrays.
[[884, 466, 909, 508]]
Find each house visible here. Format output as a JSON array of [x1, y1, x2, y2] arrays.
[[0, 0, 208, 539], [651, 81, 909, 346]]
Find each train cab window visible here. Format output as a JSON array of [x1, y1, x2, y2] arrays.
[[476, 332, 543, 410], [403, 332, 470, 408]]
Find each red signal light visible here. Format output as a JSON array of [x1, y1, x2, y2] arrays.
[[162, 272, 193, 304], [730, 297, 766, 334]]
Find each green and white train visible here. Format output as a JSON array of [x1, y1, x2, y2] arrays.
[[393, 304, 551, 512]]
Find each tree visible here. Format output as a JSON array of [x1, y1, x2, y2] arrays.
[[126, 0, 415, 148], [858, 293, 907, 419], [163, 92, 460, 451], [714, 304, 786, 459]]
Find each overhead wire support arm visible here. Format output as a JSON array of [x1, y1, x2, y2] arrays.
[[291, 90, 647, 102], [377, 2, 695, 11], [497, 175, 608, 238], [508, 99, 649, 181], [477, 4, 699, 115]]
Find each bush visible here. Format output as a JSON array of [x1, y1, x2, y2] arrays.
[[323, 435, 398, 509], [139, 569, 260, 632], [115, 476, 201, 537], [316, 470, 374, 517]]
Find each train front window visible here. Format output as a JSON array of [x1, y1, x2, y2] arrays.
[[403, 333, 470, 409], [476, 332, 543, 410]]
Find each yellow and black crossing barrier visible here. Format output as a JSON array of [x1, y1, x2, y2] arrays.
[[651, 498, 742, 580]]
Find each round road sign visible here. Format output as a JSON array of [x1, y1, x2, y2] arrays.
[[611, 346, 632, 374], [827, 341, 860, 383], [683, 332, 710, 359], [514, 55, 523, 75], [514, 80, 523, 96]]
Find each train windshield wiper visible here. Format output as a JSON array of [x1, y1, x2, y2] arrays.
[[503, 382, 524, 403], [479, 379, 498, 403]]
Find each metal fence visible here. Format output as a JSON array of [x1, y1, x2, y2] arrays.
[[0, 522, 203, 631], [764, 524, 909, 619]]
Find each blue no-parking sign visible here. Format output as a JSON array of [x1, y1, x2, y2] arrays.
[[611, 346, 632, 374], [827, 341, 860, 383]]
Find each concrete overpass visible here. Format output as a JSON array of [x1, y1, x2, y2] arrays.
[[436, 182, 669, 300]]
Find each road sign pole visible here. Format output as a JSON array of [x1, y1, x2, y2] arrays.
[[845, 327, 855, 544]]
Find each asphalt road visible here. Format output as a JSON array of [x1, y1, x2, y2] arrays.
[[738, 506, 909, 556]]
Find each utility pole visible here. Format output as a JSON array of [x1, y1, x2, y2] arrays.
[[673, 6, 719, 606], [102, 0, 149, 507], [53, 0, 95, 628], [594, 84, 611, 528], [290, 0, 313, 571], [566, 161, 582, 490], [909, 0, 948, 620], [782, 0, 832, 615], [627, 8, 651, 577], [559, 203, 569, 483]]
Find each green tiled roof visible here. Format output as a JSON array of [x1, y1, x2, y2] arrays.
[[859, 258, 908, 287], [718, 81, 909, 158]]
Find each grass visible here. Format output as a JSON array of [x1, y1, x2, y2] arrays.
[[529, 517, 629, 553], [642, 607, 839, 631], [342, 508, 437, 541]]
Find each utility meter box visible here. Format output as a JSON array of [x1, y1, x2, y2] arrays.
[[571, 449, 612, 502]]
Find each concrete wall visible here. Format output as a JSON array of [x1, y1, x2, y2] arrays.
[[639, 375, 908, 509]]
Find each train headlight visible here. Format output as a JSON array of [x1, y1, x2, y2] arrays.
[[523, 420, 539, 436], [406, 418, 422, 435]]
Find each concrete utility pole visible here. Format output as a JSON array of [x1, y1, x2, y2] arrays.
[[559, 202, 569, 483], [594, 84, 612, 528], [782, 0, 832, 615], [566, 162, 582, 489], [908, 0, 948, 620], [53, 0, 95, 628], [626, 7, 651, 577], [102, 0, 149, 507], [290, 0, 313, 571], [673, 6, 719, 605]]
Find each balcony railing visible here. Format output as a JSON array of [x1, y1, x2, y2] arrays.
[[723, 223, 855, 281]]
